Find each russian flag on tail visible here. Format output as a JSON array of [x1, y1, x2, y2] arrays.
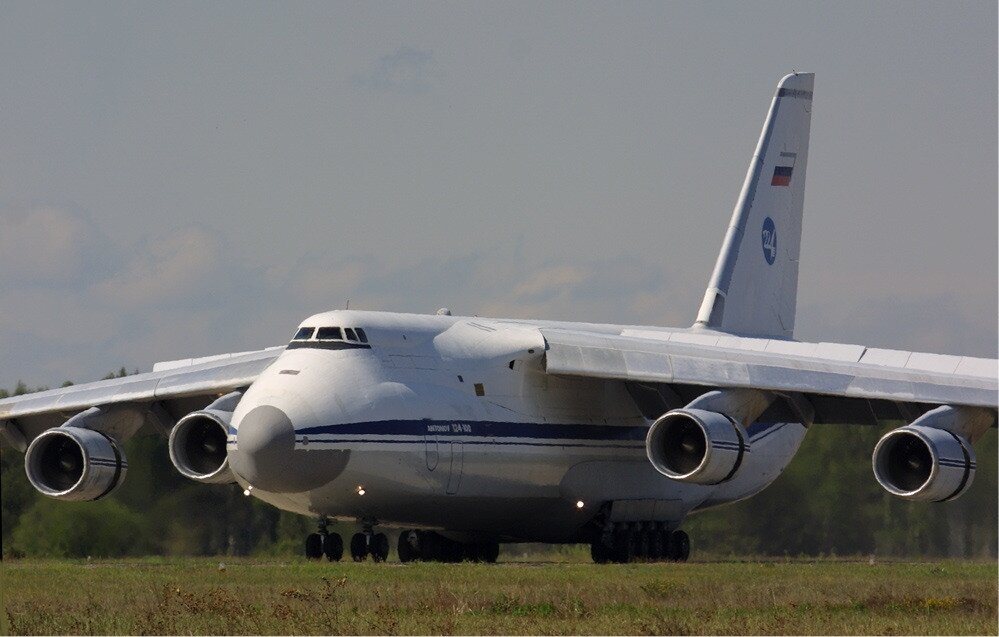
[[771, 165, 793, 187]]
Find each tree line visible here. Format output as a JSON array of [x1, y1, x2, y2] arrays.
[[1, 374, 995, 559]]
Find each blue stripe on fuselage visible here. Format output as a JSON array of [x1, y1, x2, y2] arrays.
[[299, 420, 647, 441], [227, 418, 791, 445]]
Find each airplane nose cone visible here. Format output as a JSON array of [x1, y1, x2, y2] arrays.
[[229, 405, 297, 492], [228, 403, 352, 493]]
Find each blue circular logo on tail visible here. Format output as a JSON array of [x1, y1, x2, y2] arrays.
[[762, 217, 777, 265]]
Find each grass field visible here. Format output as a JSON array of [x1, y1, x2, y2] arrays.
[[3, 554, 996, 635]]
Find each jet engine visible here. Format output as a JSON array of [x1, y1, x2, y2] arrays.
[[24, 427, 127, 501], [168, 393, 240, 484], [645, 408, 747, 485], [872, 423, 975, 502]]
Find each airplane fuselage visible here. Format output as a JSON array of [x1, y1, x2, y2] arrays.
[[226, 310, 807, 543]]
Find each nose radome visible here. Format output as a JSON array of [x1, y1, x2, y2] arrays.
[[228, 404, 351, 493], [229, 405, 297, 492]]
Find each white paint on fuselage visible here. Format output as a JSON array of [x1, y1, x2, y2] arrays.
[[228, 310, 807, 542]]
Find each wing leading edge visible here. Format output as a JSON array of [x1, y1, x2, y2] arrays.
[[0, 347, 283, 447], [541, 328, 997, 426]]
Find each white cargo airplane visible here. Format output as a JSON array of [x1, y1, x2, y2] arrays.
[[2, 73, 996, 564]]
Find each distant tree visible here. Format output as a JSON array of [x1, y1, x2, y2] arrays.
[[12, 499, 153, 557], [1, 444, 37, 555]]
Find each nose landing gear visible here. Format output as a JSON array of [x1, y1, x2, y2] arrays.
[[305, 517, 344, 561]]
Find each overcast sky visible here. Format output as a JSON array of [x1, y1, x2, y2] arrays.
[[1, 1, 996, 390]]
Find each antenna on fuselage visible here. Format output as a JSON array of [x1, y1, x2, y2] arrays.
[[345, 299, 350, 310]]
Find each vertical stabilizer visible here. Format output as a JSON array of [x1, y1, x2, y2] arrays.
[[694, 73, 813, 339]]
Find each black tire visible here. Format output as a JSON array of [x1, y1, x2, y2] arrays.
[[649, 529, 667, 561], [371, 533, 390, 562], [421, 532, 440, 561], [323, 533, 343, 562], [482, 542, 499, 564], [350, 533, 368, 562], [398, 531, 418, 563], [305, 533, 323, 560], [612, 529, 634, 564], [671, 530, 690, 562], [444, 538, 463, 563], [590, 539, 611, 564], [636, 529, 651, 561], [463, 543, 482, 562]]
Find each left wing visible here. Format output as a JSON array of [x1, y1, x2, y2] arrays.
[[541, 327, 998, 427]]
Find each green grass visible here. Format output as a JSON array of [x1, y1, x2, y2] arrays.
[[2, 556, 996, 635]]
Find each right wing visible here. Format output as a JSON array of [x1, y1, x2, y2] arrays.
[[0, 346, 284, 450]]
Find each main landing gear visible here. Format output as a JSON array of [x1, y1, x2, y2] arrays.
[[397, 529, 499, 563], [590, 523, 690, 564], [341, 519, 388, 562], [350, 530, 391, 562], [305, 517, 344, 561]]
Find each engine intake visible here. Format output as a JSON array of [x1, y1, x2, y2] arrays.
[[24, 427, 127, 501], [646, 408, 748, 485], [872, 424, 975, 502], [169, 409, 236, 484]]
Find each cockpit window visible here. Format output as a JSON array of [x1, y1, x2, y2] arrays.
[[286, 325, 370, 351], [316, 326, 343, 340]]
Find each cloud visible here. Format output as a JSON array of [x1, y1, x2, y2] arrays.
[[0, 206, 105, 286], [351, 47, 441, 94], [513, 266, 589, 301], [94, 227, 221, 309], [797, 292, 997, 358]]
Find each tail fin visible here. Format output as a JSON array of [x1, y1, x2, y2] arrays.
[[694, 72, 814, 339]]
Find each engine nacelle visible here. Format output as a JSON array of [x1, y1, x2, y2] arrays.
[[24, 427, 127, 501], [169, 408, 236, 484], [646, 408, 748, 485], [872, 424, 975, 502]]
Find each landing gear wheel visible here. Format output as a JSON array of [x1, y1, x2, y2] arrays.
[[398, 530, 419, 563], [636, 529, 651, 561], [590, 539, 611, 564], [612, 529, 634, 564], [444, 539, 463, 563], [648, 529, 667, 561], [463, 543, 482, 562], [420, 532, 440, 561], [305, 533, 323, 560], [670, 530, 690, 562], [323, 533, 343, 562], [371, 533, 390, 562], [350, 532, 369, 561], [481, 542, 499, 564]]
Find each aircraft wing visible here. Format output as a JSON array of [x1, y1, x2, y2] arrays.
[[0, 346, 284, 448], [541, 328, 998, 426]]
